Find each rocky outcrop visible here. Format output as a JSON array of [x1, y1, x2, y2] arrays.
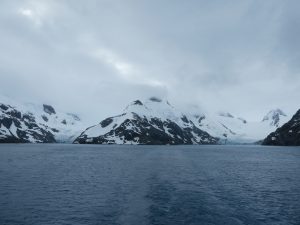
[[43, 104, 56, 115]]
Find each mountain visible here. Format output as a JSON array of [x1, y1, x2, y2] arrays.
[[0, 103, 55, 143], [188, 108, 289, 144], [262, 109, 300, 146], [74, 98, 219, 145], [261, 109, 287, 127], [0, 97, 85, 143]]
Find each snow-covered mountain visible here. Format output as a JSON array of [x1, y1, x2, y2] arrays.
[[261, 109, 287, 127], [188, 108, 289, 144], [74, 97, 219, 145], [0, 103, 55, 143], [263, 109, 300, 146], [0, 96, 85, 143]]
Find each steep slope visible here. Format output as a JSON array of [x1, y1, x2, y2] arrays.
[[262, 109, 300, 146], [0, 96, 84, 143], [74, 98, 219, 145]]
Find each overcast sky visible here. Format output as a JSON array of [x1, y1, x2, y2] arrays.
[[0, 0, 299, 123]]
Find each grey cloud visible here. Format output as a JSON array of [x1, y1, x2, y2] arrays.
[[0, 0, 299, 122]]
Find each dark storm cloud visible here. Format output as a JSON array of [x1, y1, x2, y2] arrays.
[[0, 0, 299, 121]]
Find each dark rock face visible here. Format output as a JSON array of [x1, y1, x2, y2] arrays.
[[100, 118, 113, 128], [194, 115, 206, 124], [43, 104, 56, 115], [0, 104, 9, 111], [51, 128, 59, 133], [41, 115, 48, 122], [133, 100, 143, 106], [262, 109, 300, 146], [0, 104, 56, 143], [149, 97, 162, 102], [181, 116, 189, 123], [74, 113, 219, 145]]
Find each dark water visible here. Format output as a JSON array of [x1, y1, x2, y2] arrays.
[[0, 144, 299, 225]]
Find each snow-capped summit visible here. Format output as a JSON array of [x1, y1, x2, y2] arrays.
[[74, 98, 218, 145], [124, 97, 182, 122], [263, 109, 300, 146], [262, 109, 287, 127]]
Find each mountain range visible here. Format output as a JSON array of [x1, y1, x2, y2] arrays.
[[74, 97, 291, 145], [0, 96, 298, 145]]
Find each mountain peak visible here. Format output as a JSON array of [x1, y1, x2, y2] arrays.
[[123, 98, 178, 123], [262, 109, 287, 127], [124, 99, 147, 113]]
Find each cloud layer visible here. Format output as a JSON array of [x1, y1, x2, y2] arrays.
[[0, 0, 299, 122]]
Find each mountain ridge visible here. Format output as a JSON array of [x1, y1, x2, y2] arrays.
[[0, 96, 294, 145]]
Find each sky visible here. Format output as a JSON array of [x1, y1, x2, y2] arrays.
[[0, 0, 299, 123]]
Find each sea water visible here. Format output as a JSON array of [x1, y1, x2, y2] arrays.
[[0, 144, 299, 225]]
